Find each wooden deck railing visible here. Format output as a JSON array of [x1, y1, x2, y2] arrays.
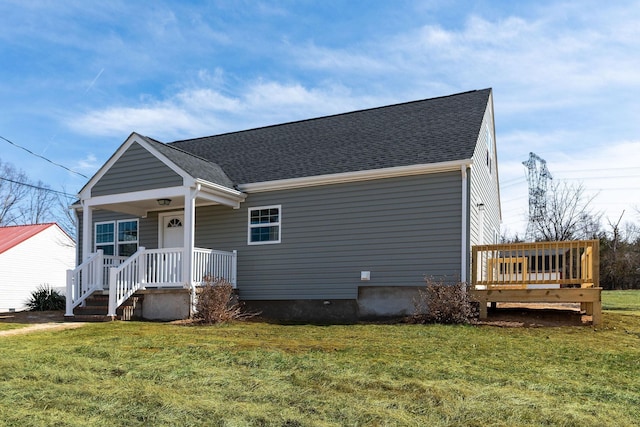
[[472, 240, 599, 289]]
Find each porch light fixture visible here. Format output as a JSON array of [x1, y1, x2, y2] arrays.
[[157, 198, 172, 206]]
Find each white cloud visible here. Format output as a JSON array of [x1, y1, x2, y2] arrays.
[[67, 76, 387, 140], [60, 1, 640, 235]]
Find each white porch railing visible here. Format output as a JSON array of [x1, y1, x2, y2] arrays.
[[65, 250, 105, 316], [143, 248, 184, 287], [67, 247, 237, 318], [193, 248, 238, 287], [108, 246, 149, 317], [102, 255, 127, 287], [106, 247, 237, 317]]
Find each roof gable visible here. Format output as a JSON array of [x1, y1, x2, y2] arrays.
[[79, 133, 236, 199], [0, 223, 55, 255], [169, 89, 492, 184]]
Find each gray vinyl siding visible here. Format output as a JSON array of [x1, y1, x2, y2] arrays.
[[195, 172, 463, 300], [92, 142, 183, 197], [76, 172, 465, 300]]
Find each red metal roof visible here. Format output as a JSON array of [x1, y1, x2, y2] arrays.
[[0, 223, 56, 255]]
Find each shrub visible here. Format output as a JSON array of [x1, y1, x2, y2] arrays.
[[412, 279, 477, 324], [194, 277, 255, 324], [26, 284, 66, 311]]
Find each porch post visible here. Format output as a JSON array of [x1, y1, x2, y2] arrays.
[[82, 202, 93, 261], [183, 187, 196, 287]]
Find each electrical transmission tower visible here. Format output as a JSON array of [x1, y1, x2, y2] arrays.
[[522, 152, 552, 240]]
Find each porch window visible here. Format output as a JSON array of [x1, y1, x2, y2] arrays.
[[248, 205, 281, 245], [95, 219, 138, 256]]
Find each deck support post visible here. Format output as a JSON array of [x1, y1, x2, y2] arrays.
[[470, 288, 603, 326]]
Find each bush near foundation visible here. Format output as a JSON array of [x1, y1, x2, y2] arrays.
[[26, 284, 65, 311], [194, 277, 256, 324], [412, 279, 477, 324]]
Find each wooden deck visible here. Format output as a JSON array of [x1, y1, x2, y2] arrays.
[[470, 240, 602, 325]]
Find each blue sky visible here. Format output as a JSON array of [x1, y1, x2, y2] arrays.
[[1, 0, 639, 235]]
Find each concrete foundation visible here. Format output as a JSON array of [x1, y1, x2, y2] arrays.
[[357, 286, 421, 319], [137, 289, 191, 321], [243, 299, 359, 323], [124, 286, 422, 323]]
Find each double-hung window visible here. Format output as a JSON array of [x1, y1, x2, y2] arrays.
[[485, 124, 493, 174], [248, 205, 281, 245], [95, 219, 139, 257]]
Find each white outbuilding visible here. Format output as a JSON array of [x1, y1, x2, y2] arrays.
[[0, 223, 75, 312]]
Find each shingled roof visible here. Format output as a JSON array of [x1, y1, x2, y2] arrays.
[[142, 135, 235, 188], [167, 88, 491, 185]]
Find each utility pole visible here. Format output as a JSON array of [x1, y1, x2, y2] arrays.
[[523, 152, 552, 241]]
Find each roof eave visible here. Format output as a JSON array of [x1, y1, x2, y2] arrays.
[[237, 160, 473, 193]]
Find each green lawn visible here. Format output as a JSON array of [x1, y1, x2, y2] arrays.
[[1, 291, 639, 426], [0, 322, 25, 332], [602, 289, 640, 315]]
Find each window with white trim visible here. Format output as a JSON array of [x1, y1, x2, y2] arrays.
[[486, 124, 493, 174], [248, 205, 281, 245], [95, 219, 139, 256]]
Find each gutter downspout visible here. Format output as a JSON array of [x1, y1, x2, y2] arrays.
[[461, 164, 470, 283]]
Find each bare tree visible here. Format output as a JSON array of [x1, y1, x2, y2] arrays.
[[533, 182, 602, 241], [600, 211, 640, 289], [0, 160, 30, 225], [18, 180, 56, 224], [0, 159, 66, 229], [53, 188, 78, 238]]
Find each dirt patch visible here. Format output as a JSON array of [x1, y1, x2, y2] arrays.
[[475, 303, 592, 327], [0, 310, 86, 337], [0, 322, 85, 337], [0, 310, 66, 324], [1, 306, 594, 329]]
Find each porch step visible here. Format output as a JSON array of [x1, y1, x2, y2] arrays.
[[65, 292, 143, 322], [65, 314, 117, 322]]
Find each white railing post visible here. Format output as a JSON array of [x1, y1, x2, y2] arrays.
[[138, 247, 146, 290], [231, 250, 238, 288], [108, 267, 118, 317], [65, 269, 74, 316], [95, 250, 104, 291]]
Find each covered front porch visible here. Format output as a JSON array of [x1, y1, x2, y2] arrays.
[[70, 177, 246, 319], [66, 246, 237, 319]]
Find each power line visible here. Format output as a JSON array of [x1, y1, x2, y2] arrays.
[[0, 176, 76, 198], [0, 135, 89, 178], [555, 166, 640, 174]]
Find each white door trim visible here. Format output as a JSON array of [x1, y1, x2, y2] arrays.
[[158, 211, 185, 248]]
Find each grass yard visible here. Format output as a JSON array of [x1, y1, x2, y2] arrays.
[[0, 291, 639, 426], [0, 322, 24, 332], [602, 290, 640, 315]]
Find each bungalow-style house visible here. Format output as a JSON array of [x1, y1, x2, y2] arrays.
[[0, 223, 75, 312], [67, 88, 501, 322]]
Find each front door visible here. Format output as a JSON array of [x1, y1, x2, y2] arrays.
[[161, 214, 184, 248]]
